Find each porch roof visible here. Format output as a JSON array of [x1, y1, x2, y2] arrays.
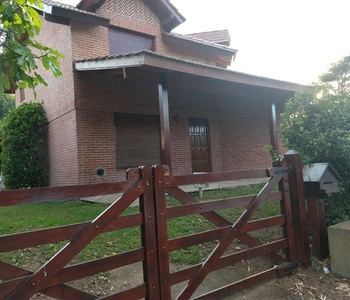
[[74, 50, 308, 101]]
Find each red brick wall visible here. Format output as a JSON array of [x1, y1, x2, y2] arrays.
[[95, 0, 220, 66], [73, 72, 274, 184], [15, 18, 75, 122], [12, 5, 276, 186], [71, 21, 109, 60], [47, 110, 79, 186], [14, 17, 79, 187], [220, 115, 271, 171], [76, 110, 118, 184]]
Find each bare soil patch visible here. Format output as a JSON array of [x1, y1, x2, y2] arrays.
[[29, 258, 350, 300]]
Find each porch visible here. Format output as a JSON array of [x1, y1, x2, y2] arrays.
[[65, 50, 306, 186]]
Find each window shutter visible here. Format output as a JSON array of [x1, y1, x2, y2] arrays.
[[109, 28, 154, 55], [114, 114, 161, 168]]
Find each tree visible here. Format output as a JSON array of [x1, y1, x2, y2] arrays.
[[0, 0, 64, 94], [281, 86, 350, 178], [281, 55, 350, 224], [0, 93, 15, 120], [1, 102, 47, 189], [319, 54, 350, 94]]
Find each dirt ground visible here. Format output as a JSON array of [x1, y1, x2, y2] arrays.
[[29, 258, 350, 300]]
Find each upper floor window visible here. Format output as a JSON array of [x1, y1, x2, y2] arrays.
[[108, 27, 154, 55]]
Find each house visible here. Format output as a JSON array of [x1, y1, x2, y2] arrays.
[[16, 0, 306, 187]]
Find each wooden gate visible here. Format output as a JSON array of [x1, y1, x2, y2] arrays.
[[0, 153, 309, 299]]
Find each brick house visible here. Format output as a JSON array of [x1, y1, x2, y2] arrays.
[[16, 0, 305, 187]]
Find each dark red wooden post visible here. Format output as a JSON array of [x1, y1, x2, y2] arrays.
[[158, 73, 172, 172], [284, 150, 311, 268], [139, 166, 161, 299], [307, 195, 329, 259], [268, 101, 279, 154]]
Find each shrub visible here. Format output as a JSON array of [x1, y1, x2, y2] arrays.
[[280, 86, 350, 224], [1, 102, 47, 189]]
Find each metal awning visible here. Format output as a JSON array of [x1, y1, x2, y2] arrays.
[[74, 50, 308, 100]]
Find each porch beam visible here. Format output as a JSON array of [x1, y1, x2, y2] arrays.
[[158, 73, 172, 172], [122, 68, 294, 101], [268, 101, 279, 153]]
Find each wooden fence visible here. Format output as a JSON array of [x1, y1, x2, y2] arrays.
[[0, 152, 310, 299]]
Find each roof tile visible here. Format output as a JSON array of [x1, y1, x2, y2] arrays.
[[42, 0, 99, 17], [184, 29, 231, 45]]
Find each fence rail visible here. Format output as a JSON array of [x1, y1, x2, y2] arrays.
[[0, 152, 310, 299]]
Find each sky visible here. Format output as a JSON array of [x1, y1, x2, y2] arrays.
[[58, 0, 350, 85]]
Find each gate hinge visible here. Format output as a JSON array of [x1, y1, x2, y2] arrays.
[[277, 261, 299, 276]]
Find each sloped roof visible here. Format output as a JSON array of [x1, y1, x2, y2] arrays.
[[184, 30, 231, 45], [162, 32, 236, 58], [42, 0, 99, 17], [40, 0, 110, 26], [74, 50, 307, 93], [77, 0, 185, 31]]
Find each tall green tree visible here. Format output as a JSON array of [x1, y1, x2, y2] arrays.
[[281, 55, 350, 224], [319, 54, 350, 94], [0, 0, 64, 94]]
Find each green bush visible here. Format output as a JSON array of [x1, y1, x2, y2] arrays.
[[280, 86, 350, 224], [1, 102, 47, 189]]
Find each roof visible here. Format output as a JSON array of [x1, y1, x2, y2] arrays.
[[184, 30, 231, 46], [163, 32, 236, 58], [40, 0, 110, 26], [42, 0, 98, 17], [303, 163, 341, 182], [74, 50, 307, 93], [77, 0, 185, 31]]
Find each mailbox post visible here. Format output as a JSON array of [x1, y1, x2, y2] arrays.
[[303, 163, 341, 259], [193, 172, 209, 199]]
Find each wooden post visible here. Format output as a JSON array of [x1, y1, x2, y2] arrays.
[[158, 73, 172, 172], [268, 101, 279, 154], [284, 150, 311, 268], [139, 166, 161, 299], [307, 195, 329, 259]]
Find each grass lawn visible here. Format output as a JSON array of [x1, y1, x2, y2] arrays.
[[0, 183, 282, 266]]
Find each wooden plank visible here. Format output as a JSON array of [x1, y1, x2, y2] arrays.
[[0, 261, 31, 280], [0, 222, 90, 253], [307, 196, 329, 259], [49, 249, 145, 287], [280, 158, 297, 265], [139, 166, 160, 299], [176, 174, 282, 300], [168, 215, 285, 251], [192, 267, 277, 300], [237, 233, 286, 265], [284, 150, 311, 268], [40, 285, 97, 300], [0, 277, 27, 298], [0, 249, 144, 298], [0, 181, 132, 207], [166, 192, 282, 219], [0, 213, 143, 253], [153, 166, 172, 300], [158, 73, 172, 171], [0, 262, 95, 299], [170, 239, 287, 285], [165, 169, 269, 187], [99, 284, 147, 299], [5, 179, 144, 299], [167, 186, 286, 265]]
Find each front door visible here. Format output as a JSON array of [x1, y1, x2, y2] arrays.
[[189, 118, 211, 172]]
